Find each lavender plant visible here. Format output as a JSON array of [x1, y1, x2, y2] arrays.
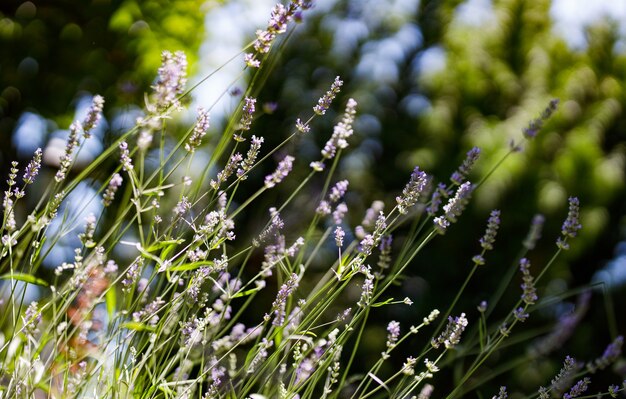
[[0, 2, 624, 399]]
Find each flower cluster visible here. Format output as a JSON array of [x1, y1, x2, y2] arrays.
[[321, 97, 357, 160], [151, 50, 187, 111], [519, 258, 537, 305], [523, 98, 559, 139], [432, 313, 468, 349], [396, 166, 429, 215], [450, 147, 480, 185], [434, 182, 473, 233], [557, 197, 582, 250], [185, 107, 211, 152], [264, 155, 295, 188]]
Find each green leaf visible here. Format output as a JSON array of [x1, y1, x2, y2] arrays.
[[0, 272, 49, 287], [145, 239, 185, 252], [106, 288, 116, 321], [121, 322, 155, 332], [168, 261, 214, 272], [230, 287, 262, 299], [371, 298, 394, 307]]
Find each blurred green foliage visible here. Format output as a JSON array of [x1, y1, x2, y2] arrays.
[[0, 0, 213, 169], [254, 0, 626, 282]]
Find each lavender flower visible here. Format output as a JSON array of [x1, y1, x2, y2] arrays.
[[332, 202, 348, 225], [519, 258, 538, 305], [79, 213, 97, 248], [81, 94, 105, 138], [185, 107, 210, 152], [531, 292, 590, 356], [479, 210, 501, 250], [426, 183, 448, 216], [432, 313, 468, 349], [396, 166, 429, 214], [418, 384, 434, 399], [296, 118, 310, 133], [132, 297, 165, 327], [314, 76, 343, 116], [492, 386, 507, 399], [357, 266, 374, 307], [152, 50, 187, 111], [329, 180, 349, 202], [102, 173, 123, 206], [523, 213, 546, 250], [377, 235, 393, 273], [434, 182, 473, 233], [211, 153, 243, 189], [119, 141, 133, 172], [321, 97, 357, 160], [247, 338, 273, 374], [386, 320, 400, 350], [539, 355, 579, 396], [523, 98, 559, 139], [23, 148, 42, 185], [557, 197, 582, 250], [450, 147, 480, 185], [237, 135, 264, 179], [563, 378, 590, 399], [245, 1, 310, 67], [244, 53, 260, 68], [334, 226, 345, 247], [442, 182, 473, 223], [513, 307, 529, 322], [264, 155, 294, 188], [174, 196, 191, 217], [54, 122, 80, 182], [238, 96, 256, 133], [587, 336, 623, 372], [122, 257, 143, 291], [268, 273, 299, 326], [22, 301, 41, 336]]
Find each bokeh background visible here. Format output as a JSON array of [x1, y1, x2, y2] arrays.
[[2, 0, 625, 395]]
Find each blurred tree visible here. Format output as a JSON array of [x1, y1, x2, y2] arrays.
[[0, 0, 213, 174]]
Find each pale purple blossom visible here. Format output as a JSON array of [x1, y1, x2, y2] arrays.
[[314, 76, 343, 116], [54, 122, 80, 182], [119, 141, 133, 171], [523, 98, 559, 139], [102, 173, 123, 206], [523, 213, 545, 250], [23, 148, 42, 185], [564, 378, 590, 399], [81, 95, 105, 138], [557, 197, 582, 250], [519, 258, 537, 305], [386, 321, 400, 350], [268, 273, 299, 326], [152, 50, 187, 111], [264, 155, 294, 188], [238, 96, 256, 132], [432, 313, 468, 349], [237, 135, 264, 179], [396, 166, 429, 214], [211, 153, 243, 189], [329, 180, 349, 202], [321, 97, 356, 159], [335, 226, 345, 247], [450, 147, 480, 185], [185, 107, 210, 152], [332, 202, 348, 225], [122, 257, 143, 291]]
